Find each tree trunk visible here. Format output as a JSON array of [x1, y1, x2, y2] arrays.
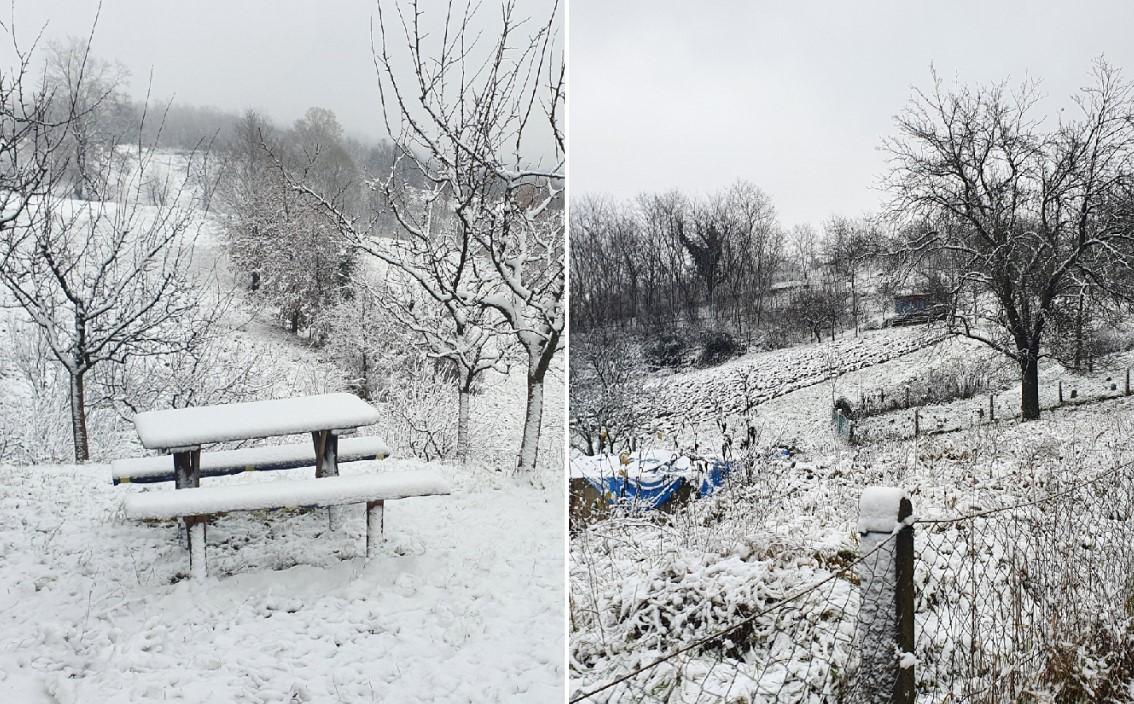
[[1020, 351, 1040, 421], [517, 341, 556, 472], [1073, 288, 1085, 370], [517, 375, 544, 472], [69, 371, 90, 462], [456, 385, 472, 464]]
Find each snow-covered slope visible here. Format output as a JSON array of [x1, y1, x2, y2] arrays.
[[571, 319, 1134, 700]]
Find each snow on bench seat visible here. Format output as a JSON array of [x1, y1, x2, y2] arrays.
[[111, 436, 391, 485], [133, 393, 380, 450], [124, 470, 451, 521]]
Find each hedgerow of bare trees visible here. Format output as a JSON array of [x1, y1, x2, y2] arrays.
[[571, 182, 784, 342], [886, 61, 1134, 420]]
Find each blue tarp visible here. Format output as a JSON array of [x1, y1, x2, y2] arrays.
[[579, 458, 734, 510]]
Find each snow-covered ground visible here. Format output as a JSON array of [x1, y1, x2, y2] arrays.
[[571, 323, 1134, 701], [0, 146, 567, 702], [0, 459, 564, 703], [638, 325, 946, 444]]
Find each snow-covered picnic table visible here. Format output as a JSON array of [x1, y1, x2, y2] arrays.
[[132, 392, 380, 488], [119, 393, 451, 579], [135, 392, 380, 452]]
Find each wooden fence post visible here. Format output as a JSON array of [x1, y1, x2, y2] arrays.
[[1058, 380, 1063, 406], [1126, 368, 1130, 397], [912, 408, 919, 437], [989, 393, 995, 421], [856, 487, 916, 703]]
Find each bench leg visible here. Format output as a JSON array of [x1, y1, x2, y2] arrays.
[[314, 431, 341, 529], [312, 431, 339, 478], [186, 517, 207, 580], [173, 450, 201, 547], [366, 500, 384, 558]]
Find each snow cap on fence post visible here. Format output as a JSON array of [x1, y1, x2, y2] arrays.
[[855, 486, 915, 704]]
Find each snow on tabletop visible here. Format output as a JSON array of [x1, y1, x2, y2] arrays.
[[125, 470, 451, 520], [112, 435, 391, 480], [857, 486, 909, 533], [133, 393, 380, 450]]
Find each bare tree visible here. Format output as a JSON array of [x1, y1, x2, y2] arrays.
[[0, 127, 213, 460], [299, 0, 564, 473], [0, 20, 77, 263], [217, 109, 357, 337], [886, 62, 1134, 419], [43, 36, 135, 201], [375, 266, 509, 463], [823, 215, 881, 336]]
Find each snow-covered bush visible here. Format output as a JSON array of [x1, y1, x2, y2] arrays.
[[642, 329, 693, 371], [697, 330, 744, 367]]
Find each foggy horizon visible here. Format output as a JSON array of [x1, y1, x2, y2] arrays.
[[6, 0, 561, 159], [571, 0, 1134, 229]]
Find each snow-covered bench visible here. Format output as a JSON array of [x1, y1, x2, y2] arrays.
[[125, 470, 452, 579], [111, 436, 391, 485], [121, 393, 391, 577]]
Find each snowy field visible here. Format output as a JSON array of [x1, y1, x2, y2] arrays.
[[0, 459, 564, 703], [639, 326, 945, 442], [571, 325, 1134, 701]]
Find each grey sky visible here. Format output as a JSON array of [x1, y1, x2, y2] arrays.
[[11, 0, 560, 153], [570, 1, 1134, 229]]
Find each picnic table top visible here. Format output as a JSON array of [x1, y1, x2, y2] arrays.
[[133, 393, 380, 451]]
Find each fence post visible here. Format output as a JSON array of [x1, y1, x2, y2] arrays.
[[912, 408, 919, 437], [1058, 380, 1063, 406], [1126, 368, 1130, 397], [989, 393, 995, 421], [856, 487, 916, 703]]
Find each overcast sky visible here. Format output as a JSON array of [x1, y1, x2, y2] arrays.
[[8, 0, 559, 153], [571, 1, 1134, 228]]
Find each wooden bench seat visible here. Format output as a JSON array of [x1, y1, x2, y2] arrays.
[[111, 436, 391, 485], [124, 470, 451, 579]]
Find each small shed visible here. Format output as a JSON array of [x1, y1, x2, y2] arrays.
[[893, 293, 934, 316]]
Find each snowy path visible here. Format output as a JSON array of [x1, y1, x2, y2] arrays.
[[0, 460, 563, 703], [641, 326, 945, 441]]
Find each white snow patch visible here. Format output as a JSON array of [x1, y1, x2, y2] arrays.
[[133, 393, 381, 450], [124, 470, 451, 520], [0, 460, 563, 702], [858, 486, 908, 533]]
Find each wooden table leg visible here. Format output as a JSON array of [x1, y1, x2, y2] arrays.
[[312, 431, 339, 478], [174, 449, 205, 561], [314, 431, 342, 530], [366, 500, 384, 557]]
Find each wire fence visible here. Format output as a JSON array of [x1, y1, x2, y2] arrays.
[[571, 529, 899, 703], [571, 457, 1134, 703], [852, 368, 1133, 443], [914, 457, 1134, 702]]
